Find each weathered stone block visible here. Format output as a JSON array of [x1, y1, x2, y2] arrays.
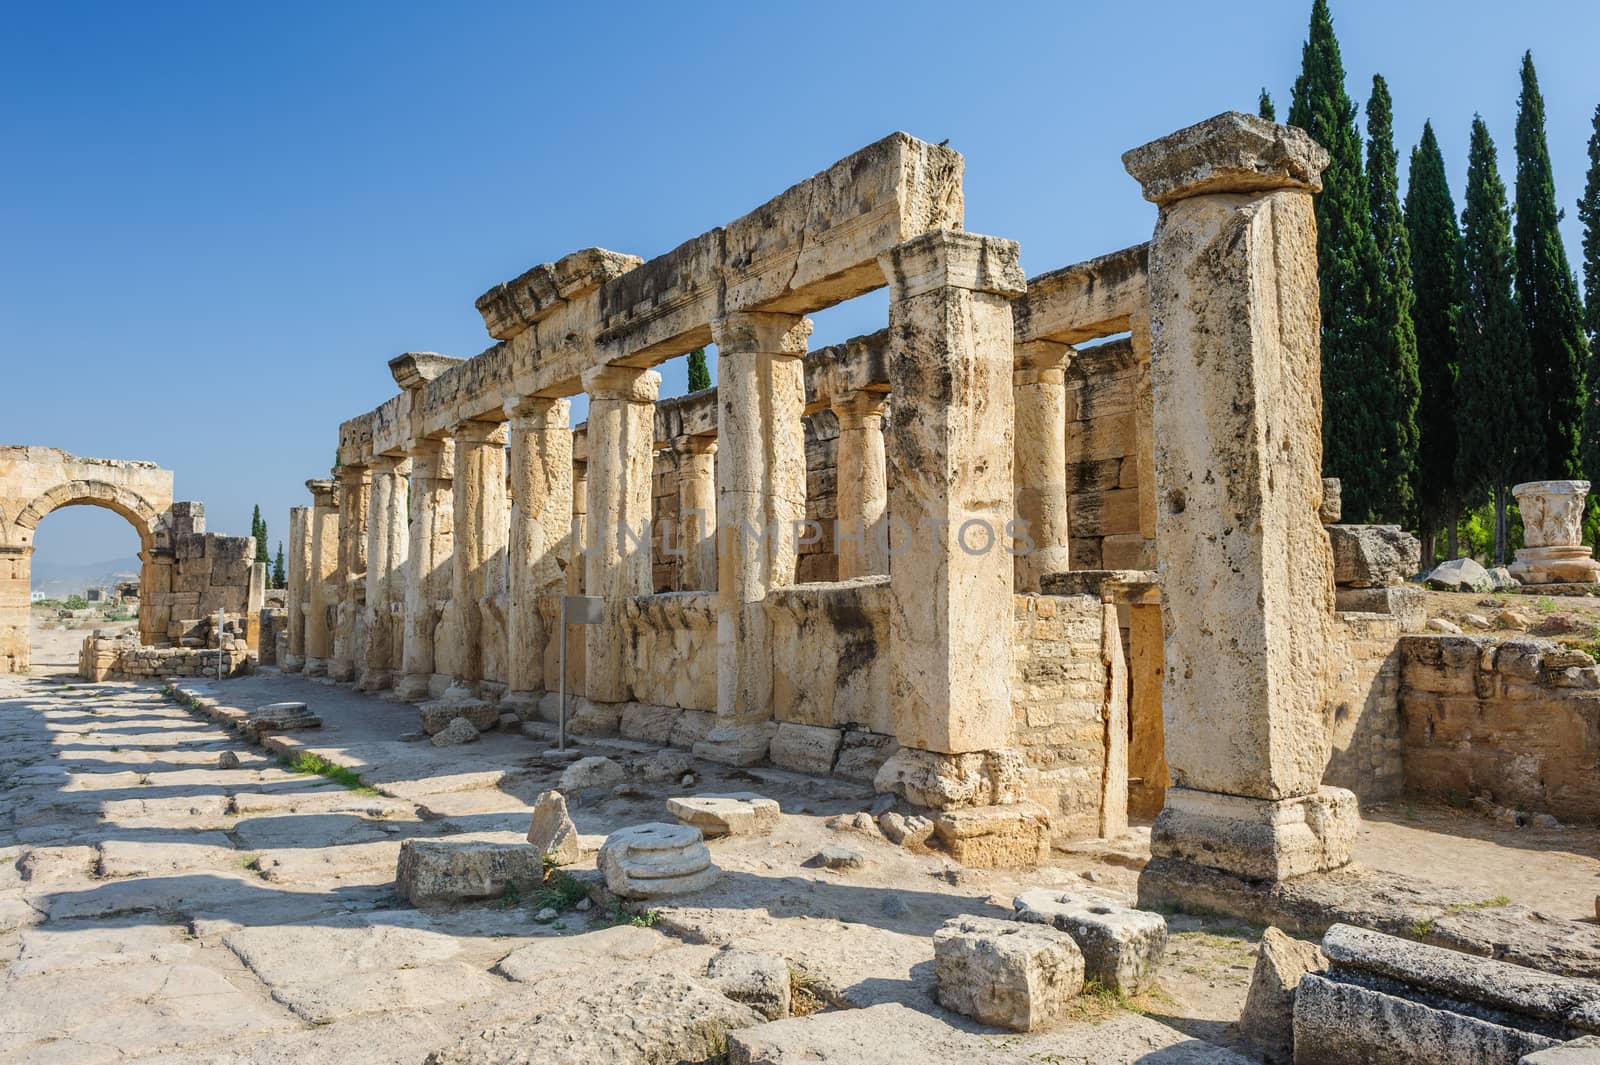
[[666, 793, 780, 838], [1327, 525, 1421, 588], [931, 801, 1051, 869], [395, 839, 544, 905], [597, 822, 719, 900], [619, 701, 681, 744], [528, 790, 580, 866], [419, 699, 497, 735], [1241, 927, 1326, 1064], [1013, 890, 1167, 994], [706, 948, 791, 1021], [557, 756, 625, 793], [430, 716, 480, 747], [769, 722, 842, 775], [933, 914, 1085, 1032]]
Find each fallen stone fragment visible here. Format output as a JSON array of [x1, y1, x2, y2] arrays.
[[430, 717, 481, 747], [824, 811, 880, 837], [527, 790, 580, 866], [1013, 890, 1167, 994], [1427, 618, 1464, 634], [418, 699, 497, 735], [667, 793, 780, 838], [933, 914, 1085, 1032], [395, 839, 545, 906], [218, 750, 241, 769], [707, 947, 792, 1020], [1240, 927, 1326, 1064], [879, 811, 935, 848], [598, 822, 719, 900], [638, 749, 694, 783], [1426, 557, 1494, 593], [241, 701, 321, 739], [1327, 524, 1420, 587], [558, 755, 625, 793], [931, 802, 1052, 869], [1521, 1035, 1600, 1063], [816, 845, 865, 871]]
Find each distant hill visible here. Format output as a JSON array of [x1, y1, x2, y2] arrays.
[[30, 556, 141, 598]]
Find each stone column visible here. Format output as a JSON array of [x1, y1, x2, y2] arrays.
[[581, 365, 659, 705], [396, 437, 453, 701], [1131, 308, 1159, 563], [503, 396, 573, 715], [699, 312, 810, 765], [0, 545, 32, 674], [303, 479, 339, 677], [329, 464, 370, 683], [1012, 341, 1073, 591], [672, 434, 717, 591], [878, 230, 1025, 758], [832, 389, 890, 579], [359, 455, 409, 691], [1123, 112, 1354, 890], [446, 419, 508, 698], [282, 506, 310, 671]]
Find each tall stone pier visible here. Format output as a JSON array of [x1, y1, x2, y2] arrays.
[[503, 396, 572, 714], [1123, 113, 1357, 900], [303, 479, 339, 677]]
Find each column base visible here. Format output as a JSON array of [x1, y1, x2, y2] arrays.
[[1509, 545, 1600, 584], [356, 668, 392, 693], [391, 673, 433, 702], [692, 723, 776, 767], [441, 681, 480, 704], [1150, 785, 1358, 882], [281, 654, 305, 673], [303, 657, 330, 678], [328, 660, 356, 683], [498, 690, 543, 721]]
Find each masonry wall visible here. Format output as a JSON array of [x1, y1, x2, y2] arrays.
[[1063, 338, 1146, 571], [624, 592, 715, 711], [766, 577, 891, 735], [1322, 612, 1406, 802]]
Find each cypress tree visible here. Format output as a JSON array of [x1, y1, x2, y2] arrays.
[[1289, 0, 1388, 521], [687, 348, 711, 392], [1580, 104, 1600, 485], [1456, 117, 1537, 565], [272, 543, 286, 589], [1259, 89, 1275, 121], [1364, 74, 1421, 525], [250, 505, 268, 565], [1514, 52, 1590, 479], [1405, 121, 1466, 562]]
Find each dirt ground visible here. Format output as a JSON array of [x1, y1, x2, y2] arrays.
[[2, 622, 1598, 1063], [1421, 585, 1600, 647]]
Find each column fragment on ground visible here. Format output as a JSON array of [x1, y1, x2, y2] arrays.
[[359, 454, 409, 691], [397, 437, 453, 701], [698, 312, 810, 765], [504, 396, 572, 714], [283, 506, 309, 672], [1123, 112, 1354, 888], [581, 365, 658, 705], [329, 464, 370, 683], [446, 419, 507, 697], [672, 433, 717, 591], [879, 231, 1025, 757], [1012, 340, 1073, 591], [303, 479, 339, 677], [831, 389, 890, 579]]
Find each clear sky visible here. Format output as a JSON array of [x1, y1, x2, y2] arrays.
[[3, 1, 1596, 570]]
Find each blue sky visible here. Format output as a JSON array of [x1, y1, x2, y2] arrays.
[[3, 1, 1596, 571]]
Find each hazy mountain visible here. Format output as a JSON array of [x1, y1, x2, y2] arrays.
[[30, 556, 140, 598]]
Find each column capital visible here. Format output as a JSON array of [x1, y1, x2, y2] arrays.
[[830, 388, 889, 428], [582, 364, 660, 403], [710, 311, 812, 357], [306, 479, 338, 505], [879, 230, 1025, 304], [1122, 111, 1329, 206], [453, 418, 508, 447], [333, 464, 372, 488], [367, 453, 407, 474], [671, 432, 718, 457], [503, 395, 571, 428], [1014, 339, 1075, 375]]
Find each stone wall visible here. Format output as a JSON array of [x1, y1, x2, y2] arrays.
[[79, 632, 250, 681], [766, 578, 892, 735], [1062, 339, 1146, 571], [623, 592, 715, 711], [1399, 634, 1600, 822], [1322, 612, 1405, 802]]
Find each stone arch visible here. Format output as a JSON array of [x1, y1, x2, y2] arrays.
[[12, 479, 163, 550]]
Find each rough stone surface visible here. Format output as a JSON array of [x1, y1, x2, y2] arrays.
[[430, 716, 481, 747], [1123, 111, 1328, 205], [1013, 889, 1168, 994], [395, 839, 545, 905], [597, 822, 719, 900], [816, 844, 866, 871], [419, 699, 497, 735], [768, 722, 843, 775], [879, 810, 936, 848], [933, 914, 1086, 1031], [706, 948, 792, 1020], [1241, 928, 1327, 1064], [931, 802, 1052, 868], [666, 793, 780, 838], [527, 789, 580, 865], [1327, 525, 1421, 587], [558, 755, 625, 793], [1426, 557, 1495, 593]]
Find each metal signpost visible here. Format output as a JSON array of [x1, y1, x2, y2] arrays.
[[552, 595, 603, 758]]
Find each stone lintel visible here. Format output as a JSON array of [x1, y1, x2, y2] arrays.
[[1039, 569, 1159, 606], [879, 230, 1026, 302], [389, 351, 464, 391], [654, 389, 718, 444], [1123, 111, 1329, 206], [476, 248, 644, 342], [1014, 242, 1149, 346]]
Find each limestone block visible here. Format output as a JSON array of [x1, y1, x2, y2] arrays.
[[878, 811, 936, 848], [619, 701, 681, 744], [418, 699, 497, 735], [874, 746, 1024, 809], [240, 702, 321, 739], [1151, 786, 1358, 881], [1521, 1037, 1600, 1063], [693, 724, 775, 767], [568, 697, 622, 737], [931, 802, 1052, 869], [769, 722, 843, 775], [1426, 557, 1495, 593], [705, 948, 791, 1021], [1335, 585, 1427, 630], [1241, 928, 1327, 1064], [1012, 890, 1168, 995], [667, 793, 780, 838], [1320, 478, 1342, 524], [558, 756, 625, 793], [527, 790, 580, 866], [395, 839, 545, 905], [933, 914, 1085, 1031], [669, 709, 715, 749], [639, 749, 695, 783], [1327, 525, 1421, 588], [430, 717, 480, 747], [597, 822, 720, 900], [834, 730, 898, 783], [1122, 110, 1327, 206]]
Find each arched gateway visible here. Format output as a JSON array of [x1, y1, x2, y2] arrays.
[[0, 446, 175, 673]]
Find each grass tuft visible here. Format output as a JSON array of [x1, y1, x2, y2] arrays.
[[278, 753, 379, 795]]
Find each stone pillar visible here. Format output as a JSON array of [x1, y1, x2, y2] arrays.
[[878, 230, 1025, 757], [698, 312, 810, 765], [581, 365, 659, 705], [303, 479, 339, 677], [503, 396, 573, 715], [1131, 308, 1159, 567], [329, 464, 370, 683], [672, 434, 717, 592], [1508, 480, 1600, 584], [359, 455, 409, 691], [1123, 112, 1354, 889], [396, 437, 453, 701], [283, 506, 310, 671], [446, 419, 508, 697], [0, 545, 32, 674], [832, 389, 890, 579], [1012, 341, 1073, 591]]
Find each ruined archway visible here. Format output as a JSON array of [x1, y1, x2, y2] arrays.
[[0, 447, 175, 673]]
